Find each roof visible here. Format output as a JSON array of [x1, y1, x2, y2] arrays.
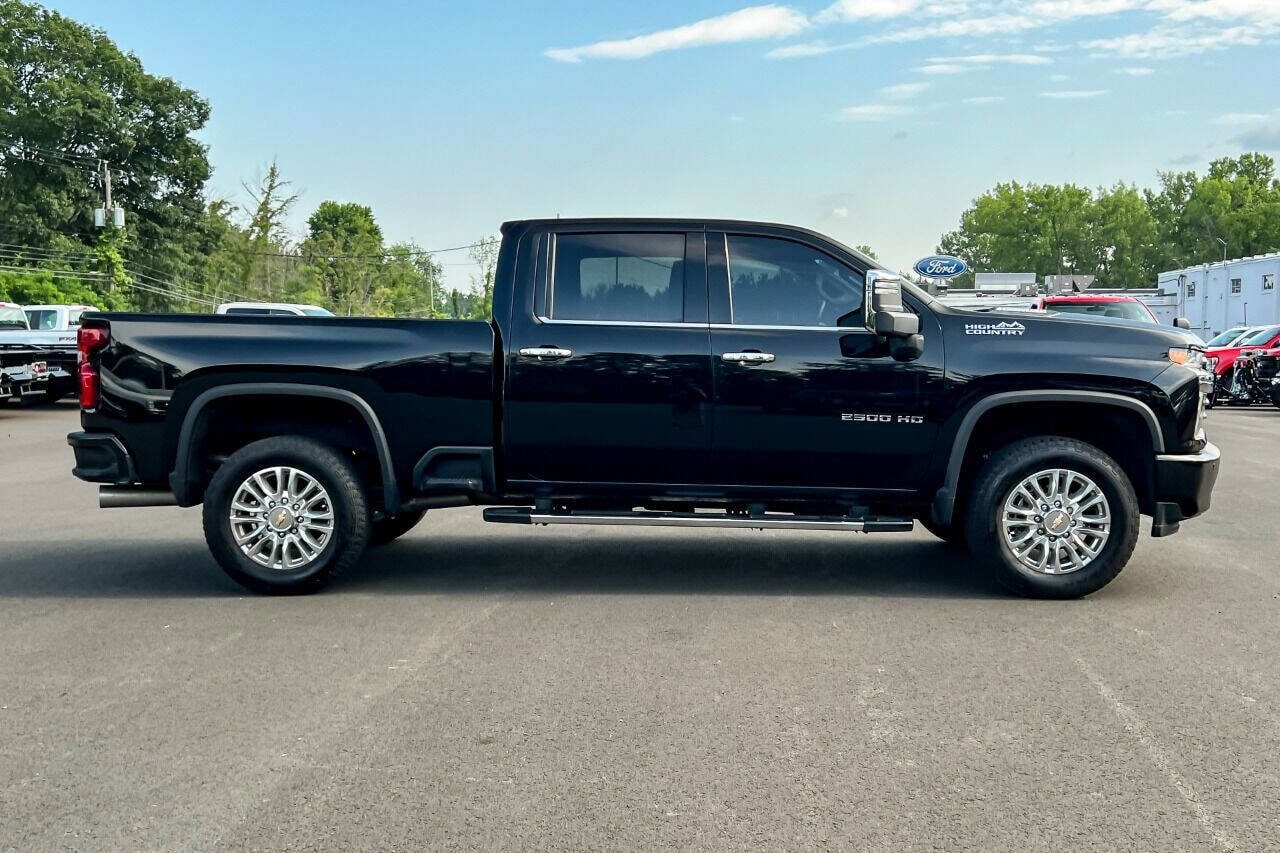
[[500, 218, 881, 267]]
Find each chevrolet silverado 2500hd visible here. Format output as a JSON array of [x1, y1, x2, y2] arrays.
[[67, 219, 1219, 598]]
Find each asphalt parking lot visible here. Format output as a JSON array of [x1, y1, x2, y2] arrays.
[[2, 402, 1278, 851]]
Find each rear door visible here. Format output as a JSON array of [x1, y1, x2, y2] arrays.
[[707, 230, 945, 492], [503, 227, 714, 487]]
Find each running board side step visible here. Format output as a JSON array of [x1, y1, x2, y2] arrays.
[[483, 507, 913, 533]]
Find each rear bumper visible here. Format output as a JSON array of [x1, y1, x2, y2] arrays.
[[1151, 442, 1220, 537], [67, 431, 137, 485]]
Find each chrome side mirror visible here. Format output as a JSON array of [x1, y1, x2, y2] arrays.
[[1174, 317, 1191, 330], [865, 270, 921, 338]]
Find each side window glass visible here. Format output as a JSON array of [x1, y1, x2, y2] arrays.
[[551, 233, 685, 323], [27, 310, 56, 330], [726, 236, 865, 328]]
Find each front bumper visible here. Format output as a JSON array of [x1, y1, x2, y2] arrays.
[[1151, 442, 1220, 537], [67, 431, 137, 485]]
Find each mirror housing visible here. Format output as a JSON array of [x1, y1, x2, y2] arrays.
[[866, 270, 921, 338], [1174, 317, 1191, 330]]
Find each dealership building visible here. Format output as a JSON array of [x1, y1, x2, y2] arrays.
[[1156, 253, 1280, 340]]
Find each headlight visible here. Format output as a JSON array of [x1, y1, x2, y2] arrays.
[[1168, 347, 1207, 370]]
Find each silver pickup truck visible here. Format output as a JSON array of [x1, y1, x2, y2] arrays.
[[0, 303, 89, 404]]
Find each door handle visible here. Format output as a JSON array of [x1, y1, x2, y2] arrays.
[[721, 351, 776, 364], [519, 346, 573, 360]]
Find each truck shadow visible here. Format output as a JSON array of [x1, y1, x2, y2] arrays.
[[0, 535, 1002, 599]]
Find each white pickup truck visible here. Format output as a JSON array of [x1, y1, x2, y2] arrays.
[[0, 303, 94, 404]]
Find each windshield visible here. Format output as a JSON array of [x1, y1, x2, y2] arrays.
[[1207, 327, 1246, 346], [1049, 301, 1154, 324], [1241, 325, 1280, 346], [0, 306, 28, 330], [302, 307, 335, 316]]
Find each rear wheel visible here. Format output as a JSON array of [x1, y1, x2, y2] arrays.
[[202, 436, 371, 594], [964, 437, 1139, 599], [369, 509, 426, 546]]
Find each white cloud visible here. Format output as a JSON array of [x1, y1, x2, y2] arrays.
[[1116, 65, 1156, 75], [880, 81, 933, 99], [1050, 72, 1070, 80], [840, 104, 914, 121], [766, 40, 847, 58], [963, 95, 1007, 104], [832, 206, 850, 218], [1232, 124, 1280, 151], [916, 63, 979, 74], [1082, 22, 1272, 57], [927, 52, 1053, 64], [818, 0, 920, 22], [1040, 89, 1110, 98], [1213, 112, 1271, 125], [545, 5, 808, 62]]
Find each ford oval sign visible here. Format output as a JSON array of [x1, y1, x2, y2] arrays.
[[914, 256, 968, 279]]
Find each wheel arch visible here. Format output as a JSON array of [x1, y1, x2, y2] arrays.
[[932, 391, 1164, 527], [169, 383, 399, 512]]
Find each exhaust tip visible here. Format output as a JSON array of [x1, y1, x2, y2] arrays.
[[99, 487, 178, 509]]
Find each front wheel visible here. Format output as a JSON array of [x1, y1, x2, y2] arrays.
[[202, 436, 371, 594], [964, 437, 1139, 599]]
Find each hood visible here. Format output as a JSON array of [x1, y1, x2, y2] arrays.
[[939, 305, 1191, 381]]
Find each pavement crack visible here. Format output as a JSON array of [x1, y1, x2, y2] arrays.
[[1075, 656, 1240, 852]]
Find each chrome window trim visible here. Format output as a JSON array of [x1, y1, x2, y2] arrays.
[[535, 316, 705, 329], [709, 323, 871, 333]]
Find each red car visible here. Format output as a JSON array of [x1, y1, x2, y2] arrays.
[[1037, 294, 1161, 324], [1206, 324, 1280, 377]]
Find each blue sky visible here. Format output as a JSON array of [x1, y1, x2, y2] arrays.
[[46, 0, 1280, 286]]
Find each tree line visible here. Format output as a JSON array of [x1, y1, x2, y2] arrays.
[[3, 0, 1278, 314], [0, 0, 489, 316], [938, 154, 1280, 289]]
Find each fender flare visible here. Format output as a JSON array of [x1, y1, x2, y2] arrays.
[[169, 383, 399, 512], [931, 390, 1164, 527]]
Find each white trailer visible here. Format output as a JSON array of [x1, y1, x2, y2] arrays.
[[1157, 253, 1280, 342]]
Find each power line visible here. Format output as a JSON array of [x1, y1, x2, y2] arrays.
[[0, 135, 102, 167], [249, 239, 493, 261]]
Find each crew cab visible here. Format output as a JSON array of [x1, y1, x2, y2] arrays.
[[68, 219, 1219, 599]]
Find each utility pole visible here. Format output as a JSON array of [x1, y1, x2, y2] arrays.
[[94, 160, 124, 228]]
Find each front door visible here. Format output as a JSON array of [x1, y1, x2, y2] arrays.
[[504, 228, 714, 488], [707, 232, 945, 493]]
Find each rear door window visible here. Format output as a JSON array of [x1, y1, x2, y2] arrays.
[[550, 233, 686, 323]]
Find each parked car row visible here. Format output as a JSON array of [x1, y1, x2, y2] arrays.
[[0, 302, 86, 406], [1198, 324, 1280, 408]]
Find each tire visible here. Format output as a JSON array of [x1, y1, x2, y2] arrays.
[[918, 515, 965, 549], [963, 436, 1139, 599], [202, 436, 371, 595], [369, 509, 426, 546]]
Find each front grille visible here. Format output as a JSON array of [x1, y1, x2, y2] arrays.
[[1256, 355, 1280, 381]]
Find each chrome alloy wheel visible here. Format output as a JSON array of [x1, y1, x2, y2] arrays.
[[1001, 468, 1111, 575], [229, 466, 335, 571]]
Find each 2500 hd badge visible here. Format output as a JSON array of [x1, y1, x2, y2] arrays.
[[842, 413, 925, 424]]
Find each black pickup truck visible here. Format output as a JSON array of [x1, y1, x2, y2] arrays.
[[68, 219, 1219, 598]]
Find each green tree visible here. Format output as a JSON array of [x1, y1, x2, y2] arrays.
[[468, 236, 499, 319], [299, 201, 384, 314], [0, 0, 213, 306]]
